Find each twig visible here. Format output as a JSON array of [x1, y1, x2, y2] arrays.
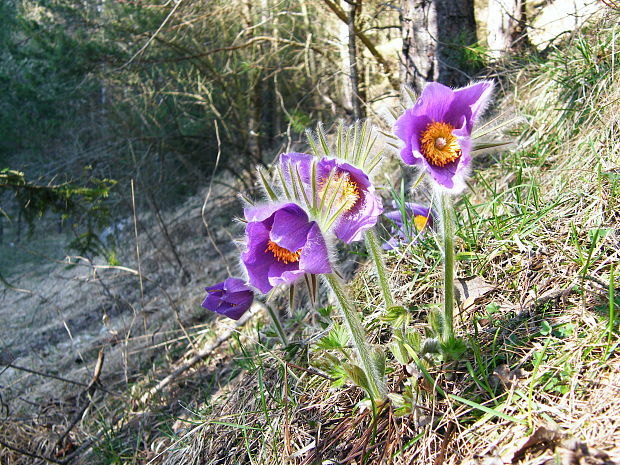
[[283, 364, 292, 457], [172, 304, 199, 354], [4, 363, 89, 388], [0, 438, 65, 465], [145, 191, 190, 282], [55, 350, 105, 453], [433, 421, 454, 465], [201, 120, 233, 275], [130, 179, 145, 313], [285, 362, 336, 382], [121, 0, 185, 68]]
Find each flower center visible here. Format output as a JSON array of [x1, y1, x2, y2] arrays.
[[319, 172, 360, 213], [265, 240, 301, 264], [419, 121, 461, 167], [413, 215, 429, 232]]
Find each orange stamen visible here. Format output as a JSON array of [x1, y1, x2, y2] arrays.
[[413, 215, 429, 232], [319, 172, 360, 213], [419, 121, 461, 167], [265, 240, 302, 264]]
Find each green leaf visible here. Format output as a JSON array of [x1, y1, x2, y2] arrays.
[[553, 322, 574, 338], [382, 306, 409, 327], [440, 337, 467, 361], [372, 348, 386, 378], [316, 305, 333, 319], [405, 329, 422, 353], [419, 337, 440, 355], [540, 320, 552, 336], [485, 302, 501, 315], [344, 363, 370, 393], [389, 340, 410, 365], [314, 324, 349, 350], [428, 308, 445, 336], [328, 364, 348, 388], [588, 227, 612, 243], [257, 167, 278, 201], [449, 394, 527, 425]]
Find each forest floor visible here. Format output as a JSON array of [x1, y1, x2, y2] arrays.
[[0, 176, 248, 463], [2, 9, 620, 465]]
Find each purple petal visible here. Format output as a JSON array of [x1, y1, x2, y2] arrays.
[[279, 152, 314, 188], [241, 202, 331, 294], [204, 282, 225, 294], [202, 292, 223, 310], [335, 191, 383, 243], [415, 135, 471, 193], [218, 304, 252, 320], [340, 162, 371, 189], [394, 111, 432, 166], [449, 81, 494, 133], [222, 277, 250, 293], [299, 223, 332, 274], [382, 202, 434, 250], [413, 82, 455, 122], [241, 221, 275, 293], [384, 209, 404, 225], [393, 81, 493, 193], [318, 160, 384, 243], [268, 264, 305, 288], [244, 203, 283, 223], [269, 205, 312, 251], [404, 203, 432, 222], [382, 236, 400, 250], [201, 278, 254, 320], [316, 157, 337, 179]]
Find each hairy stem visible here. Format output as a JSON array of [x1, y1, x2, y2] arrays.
[[324, 273, 387, 400], [441, 191, 455, 342], [365, 229, 395, 309], [263, 302, 289, 346]]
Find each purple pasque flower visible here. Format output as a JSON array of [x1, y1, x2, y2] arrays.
[[202, 277, 254, 320], [279, 152, 383, 243], [382, 201, 433, 250], [394, 81, 493, 193], [241, 202, 331, 294]]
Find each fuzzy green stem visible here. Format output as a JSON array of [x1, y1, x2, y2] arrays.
[[365, 229, 395, 309], [263, 302, 289, 346], [324, 273, 387, 400], [441, 191, 455, 343]]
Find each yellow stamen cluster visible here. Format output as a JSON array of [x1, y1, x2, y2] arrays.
[[265, 240, 302, 264], [413, 215, 429, 232], [419, 121, 461, 167], [319, 172, 360, 213]]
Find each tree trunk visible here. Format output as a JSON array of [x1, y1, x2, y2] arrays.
[[400, 0, 478, 93], [338, 2, 354, 115], [347, 1, 366, 120], [486, 0, 529, 58]]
